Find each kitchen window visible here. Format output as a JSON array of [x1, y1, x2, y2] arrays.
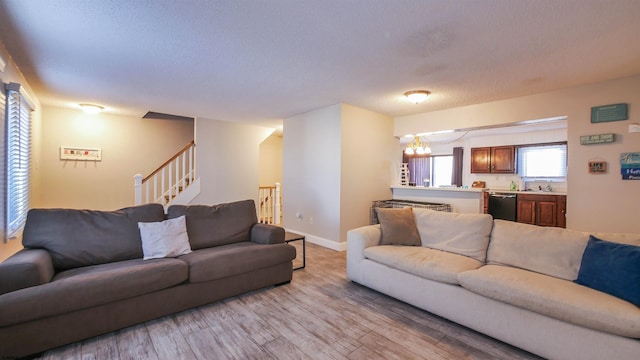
[[404, 154, 454, 187], [517, 143, 567, 179]]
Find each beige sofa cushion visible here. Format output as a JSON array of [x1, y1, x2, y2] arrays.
[[592, 232, 640, 246], [458, 265, 640, 338], [413, 208, 494, 262], [487, 220, 588, 280], [364, 245, 483, 285]]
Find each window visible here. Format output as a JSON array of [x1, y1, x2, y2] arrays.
[[5, 83, 34, 240], [517, 143, 567, 179], [432, 155, 454, 187], [405, 154, 453, 187]]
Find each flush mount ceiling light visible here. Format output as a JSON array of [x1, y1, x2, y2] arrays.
[[404, 90, 431, 104], [79, 103, 104, 114], [404, 136, 431, 155]]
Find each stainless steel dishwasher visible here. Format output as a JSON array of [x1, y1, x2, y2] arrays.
[[488, 192, 517, 221]]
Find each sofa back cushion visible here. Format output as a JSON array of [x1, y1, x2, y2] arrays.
[[22, 203, 166, 270], [487, 219, 589, 281], [167, 199, 257, 250], [590, 232, 640, 247], [413, 208, 494, 262]]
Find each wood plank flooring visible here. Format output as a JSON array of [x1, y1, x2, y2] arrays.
[[38, 243, 541, 360]]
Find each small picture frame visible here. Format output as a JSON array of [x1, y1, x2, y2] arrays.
[[588, 161, 607, 174]]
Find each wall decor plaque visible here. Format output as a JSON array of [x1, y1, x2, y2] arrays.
[[60, 146, 102, 161], [580, 133, 615, 145], [620, 152, 640, 180], [591, 103, 628, 123], [588, 161, 607, 174]]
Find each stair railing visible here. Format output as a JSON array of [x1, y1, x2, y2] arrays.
[[258, 182, 281, 225], [134, 141, 196, 205]]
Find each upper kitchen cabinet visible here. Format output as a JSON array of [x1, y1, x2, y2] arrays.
[[471, 146, 516, 174]]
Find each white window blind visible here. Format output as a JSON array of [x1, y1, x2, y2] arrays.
[[518, 143, 567, 178], [5, 82, 34, 240]]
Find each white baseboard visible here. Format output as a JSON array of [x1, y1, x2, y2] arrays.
[[284, 228, 346, 252]]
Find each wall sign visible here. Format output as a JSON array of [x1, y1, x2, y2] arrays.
[[620, 152, 640, 180], [60, 146, 102, 161], [580, 133, 615, 145], [588, 161, 607, 174], [591, 103, 628, 123]]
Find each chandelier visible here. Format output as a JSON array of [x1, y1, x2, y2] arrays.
[[404, 136, 431, 155]]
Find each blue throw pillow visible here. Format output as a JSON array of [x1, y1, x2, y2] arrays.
[[575, 235, 640, 307]]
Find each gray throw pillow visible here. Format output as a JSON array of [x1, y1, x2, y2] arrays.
[[377, 207, 421, 246]]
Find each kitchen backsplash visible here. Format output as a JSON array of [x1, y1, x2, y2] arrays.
[[468, 174, 567, 193]]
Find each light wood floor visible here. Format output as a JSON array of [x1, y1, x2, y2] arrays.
[[39, 243, 541, 360]]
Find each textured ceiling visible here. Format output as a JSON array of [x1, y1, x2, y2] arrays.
[[1, 0, 639, 128]]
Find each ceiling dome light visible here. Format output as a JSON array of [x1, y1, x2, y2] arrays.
[[79, 103, 104, 114], [404, 90, 431, 104]]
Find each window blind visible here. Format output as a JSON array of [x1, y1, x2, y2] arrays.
[[518, 144, 567, 178], [5, 83, 34, 240]]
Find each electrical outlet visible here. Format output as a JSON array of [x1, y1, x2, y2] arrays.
[[309, 217, 313, 224]]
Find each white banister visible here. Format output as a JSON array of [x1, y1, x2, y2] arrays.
[[274, 182, 281, 225], [134, 174, 143, 205], [133, 141, 196, 206], [258, 183, 282, 225]]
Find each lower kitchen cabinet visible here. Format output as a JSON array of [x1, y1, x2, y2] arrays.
[[517, 193, 566, 228]]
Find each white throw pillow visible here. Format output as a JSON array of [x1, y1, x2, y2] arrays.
[[138, 215, 192, 260]]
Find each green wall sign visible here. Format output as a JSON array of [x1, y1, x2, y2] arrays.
[[591, 103, 628, 123], [580, 133, 615, 145]]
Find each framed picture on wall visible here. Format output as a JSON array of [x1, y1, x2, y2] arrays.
[[588, 161, 607, 174]]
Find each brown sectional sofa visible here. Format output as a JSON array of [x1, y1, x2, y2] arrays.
[[0, 199, 296, 358]]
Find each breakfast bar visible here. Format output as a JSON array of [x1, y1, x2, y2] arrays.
[[391, 186, 487, 214]]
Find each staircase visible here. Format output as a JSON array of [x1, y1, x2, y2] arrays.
[[134, 141, 200, 207], [258, 183, 281, 225]]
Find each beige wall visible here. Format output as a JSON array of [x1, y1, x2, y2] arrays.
[[283, 104, 395, 250], [0, 41, 42, 261], [395, 75, 640, 233], [340, 104, 396, 243], [283, 105, 342, 247], [259, 133, 283, 186], [192, 117, 274, 206], [38, 106, 193, 210]]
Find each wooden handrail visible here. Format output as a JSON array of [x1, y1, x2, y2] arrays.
[[143, 140, 195, 182]]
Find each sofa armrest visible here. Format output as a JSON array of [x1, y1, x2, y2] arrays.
[[250, 223, 285, 245], [346, 224, 381, 283], [0, 248, 55, 296]]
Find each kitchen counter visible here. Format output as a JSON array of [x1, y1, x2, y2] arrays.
[[487, 189, 567, 195], [391, 186, 486, 213], [391, 186, 487, 192]]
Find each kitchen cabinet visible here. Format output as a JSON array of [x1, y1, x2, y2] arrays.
[[517, 193, 566, 228], [471, 146, 516, 174]]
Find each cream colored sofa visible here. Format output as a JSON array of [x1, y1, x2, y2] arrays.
[[346, 208, 640, 360]]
